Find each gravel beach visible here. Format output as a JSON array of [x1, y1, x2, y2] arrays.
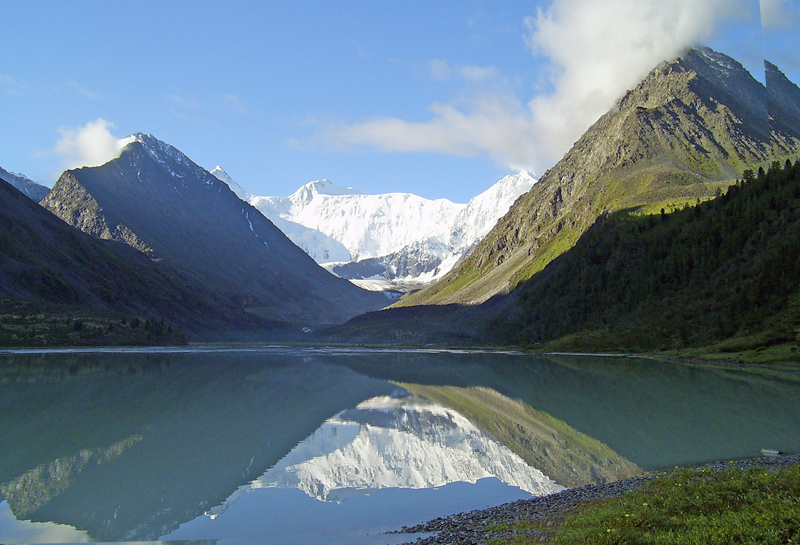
[[391, 454, 800, 544]]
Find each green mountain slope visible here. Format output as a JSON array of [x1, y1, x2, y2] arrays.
[[400, 47, 796, 308], [488, 159, 800, 353]]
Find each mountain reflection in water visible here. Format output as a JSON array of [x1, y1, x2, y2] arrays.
[[1, 347, 798, 544], [206, 394, 562, 514]]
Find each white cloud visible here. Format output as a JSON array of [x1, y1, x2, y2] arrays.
[[320, 95, 538, 171], [313, 0, 750, 175], [53, 118, 128, 170], [524, 0, 748, 167]]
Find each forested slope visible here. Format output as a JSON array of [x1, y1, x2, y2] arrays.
[[488, 159, 800, 352]]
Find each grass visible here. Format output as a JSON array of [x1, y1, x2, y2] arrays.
[[490, 464, 800, 544], [395, 383, 644, 488]]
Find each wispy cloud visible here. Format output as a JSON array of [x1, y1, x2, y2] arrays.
[[224, 93, 247, 114], [0, 74, 28, 97], [66, 80, 101, 100], [167, 91, 201, 110], [52, 118, 128, 170], [351, 39, 370, 59], [428, 59, 500, 83], [311, 0, 750, 175]]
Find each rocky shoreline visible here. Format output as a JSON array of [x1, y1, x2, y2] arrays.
[[391, 454, 800, 544]]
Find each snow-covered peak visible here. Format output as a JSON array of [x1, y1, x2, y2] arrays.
[[121, 133, 191, 168], [289, 179, 362, 207], [204, 395, 563, 516], [245, 170, 536, 284], [118, 133, 220, 187], [211, 166, 251, 201], [467, 171, 535, 209]]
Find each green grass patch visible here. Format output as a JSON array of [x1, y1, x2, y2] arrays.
[[494, 465, 800, 544]]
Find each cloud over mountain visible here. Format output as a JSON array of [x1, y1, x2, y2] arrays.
[[52, 118, 128, 171], [313, 0, 752, 174]]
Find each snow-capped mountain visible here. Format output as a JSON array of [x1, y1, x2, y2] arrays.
[[215, 171, 536, 288], [0, 166, 49, 202], [204, 394, 562, 517]]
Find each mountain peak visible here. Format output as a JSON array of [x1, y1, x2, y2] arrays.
[[401, 47, 782, 308], [289, 179, 362, 207], [307, 179, 362, 197], [120, 133, 194, 170], [211, 167, 251, 201]]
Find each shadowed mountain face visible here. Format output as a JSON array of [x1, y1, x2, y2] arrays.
[[767, 60, 800, 144], [41, 134, 388, 327], [0, 167, 49, 202], [401, 47, 796, 308], [0, 177, 245, 333]]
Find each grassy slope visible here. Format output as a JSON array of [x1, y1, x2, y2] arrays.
[[486, 159, 800, 356], [494, 464, 800, 544], [398, 383, 644, 488]]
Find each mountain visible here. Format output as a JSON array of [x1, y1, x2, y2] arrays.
[[767, 60, 800, 143], [486, 157, 800, 353], [220, 171, 535, 289], [0, 175, 246, 343], [400, 47, 788, 308], [0, 166, 49, 202], [41, 134, 388, 328], [207, 393, 563, 515]]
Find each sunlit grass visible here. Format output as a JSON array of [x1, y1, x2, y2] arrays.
[[491, 464, 800, 544]]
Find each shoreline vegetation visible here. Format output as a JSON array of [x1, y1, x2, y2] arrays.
[[393, 454, 800, 545]]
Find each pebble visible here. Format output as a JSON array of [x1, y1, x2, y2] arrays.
[[388, 454, 800, 545]]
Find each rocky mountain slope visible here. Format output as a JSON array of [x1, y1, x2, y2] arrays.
[[488, 158, 800, 351], [219, 171, 535, 288], [0, 166, 49, 202], [767, 60, 800, 143], [400, 47, 791, 308], [41, 134, 388, 327], [0, 176, 247, 341]]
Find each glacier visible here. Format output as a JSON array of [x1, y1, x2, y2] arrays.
[[212, 168, 536, 289]]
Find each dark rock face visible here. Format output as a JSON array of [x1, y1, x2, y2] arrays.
[[0, 175, 241, 330], [41, 134, 387, 326], [404, 47, 798, 307], [767, 60, 800, 143]]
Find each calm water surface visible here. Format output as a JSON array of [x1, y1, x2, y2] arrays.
[[1, 346, 798, 544]]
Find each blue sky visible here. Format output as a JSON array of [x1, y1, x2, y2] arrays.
[[1, 1, 797, 203]]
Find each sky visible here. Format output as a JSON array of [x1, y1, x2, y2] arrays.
[[1, 0, 798, 203]]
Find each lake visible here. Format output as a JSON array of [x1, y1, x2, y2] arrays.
[[1, 346, 799, 544]]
